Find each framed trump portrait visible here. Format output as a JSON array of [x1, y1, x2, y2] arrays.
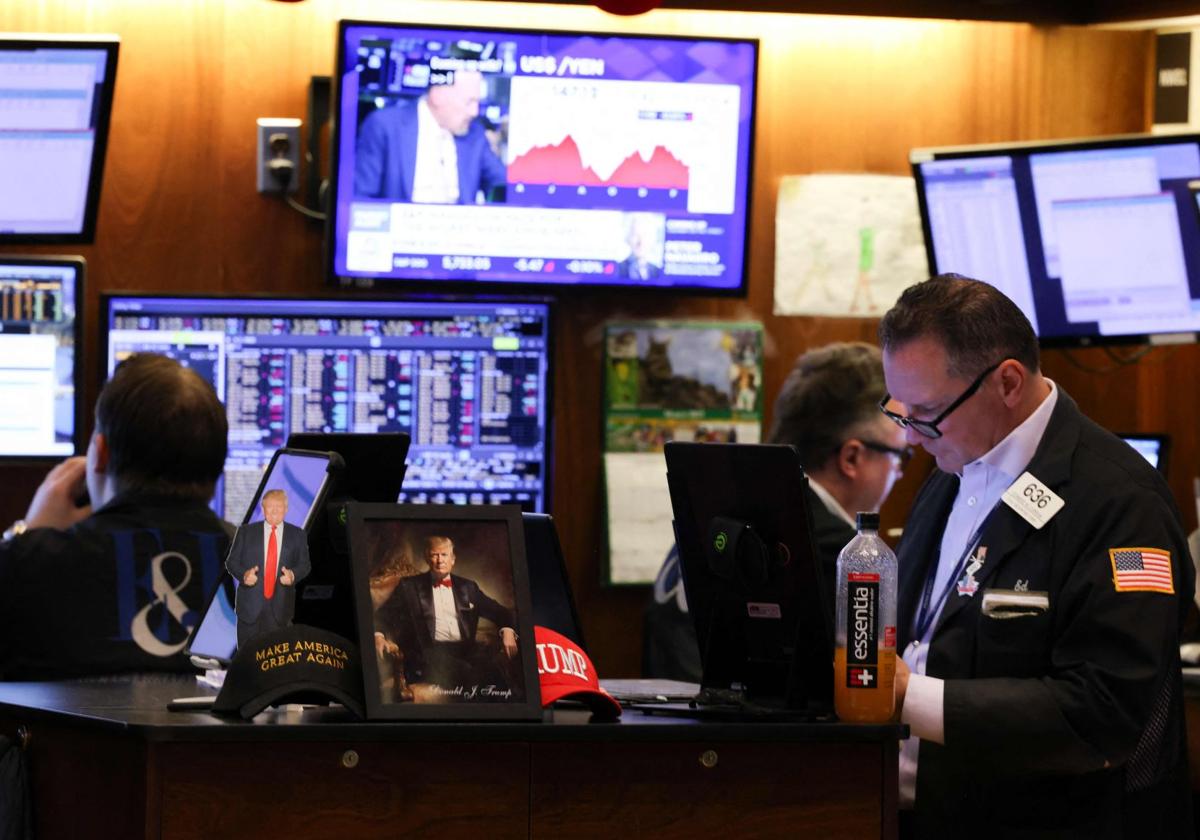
[[346, 503, 542, 720]]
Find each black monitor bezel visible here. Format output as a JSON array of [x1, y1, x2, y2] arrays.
[[0, 255, 85, 462], [97, 290, 557, 514], [664, 441, 833, 713], [0, 34, 120, 245], [326, 18, 760, 299], [910, 131, 1200, 349]]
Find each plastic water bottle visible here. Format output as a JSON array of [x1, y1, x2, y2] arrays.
[[833, 512, 897, 722]]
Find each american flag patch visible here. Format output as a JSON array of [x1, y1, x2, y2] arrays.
[[1109, 547, 1174, 594]]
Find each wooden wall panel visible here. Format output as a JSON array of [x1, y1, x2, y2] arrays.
[[0, 1, 1170, 677]]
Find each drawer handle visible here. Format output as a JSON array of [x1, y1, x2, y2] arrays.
[[341, 749, 360, 769], [699, 749, 718, 769]]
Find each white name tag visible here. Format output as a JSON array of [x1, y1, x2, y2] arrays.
[[1001, 471, 1064, 529]]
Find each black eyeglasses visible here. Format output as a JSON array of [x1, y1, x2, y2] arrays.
[[878, 361, 1003, 440], [861, 440, 914, 466]]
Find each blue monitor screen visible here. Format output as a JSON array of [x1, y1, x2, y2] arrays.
[[912, 134, 1200, 346], [0, 36, 119, 242], [1117, 433, 1169, 476], [101, 295, 553, 520], [329, 20, 758, 293], [0, 257, 81, 458]]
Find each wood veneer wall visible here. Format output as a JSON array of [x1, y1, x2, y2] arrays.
[[1, 0, 1179, 676]]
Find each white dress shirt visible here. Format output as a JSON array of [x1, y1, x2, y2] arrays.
[[411, 97, 459, 204], [431, 578, 462, 641], [898, 380, 1058, 807]]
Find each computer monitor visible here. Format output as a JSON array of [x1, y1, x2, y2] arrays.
[[0, 35, 119, 243], [911, 133, 1200, 346], [0, 256, 82, 458], [285, 432, 411, 505], [664, 442, 831, 714], [522, 512, 586, 649], [328, 20, 758, 294], [1117, 433, 1170, 477], [100, 295, 553, 520]]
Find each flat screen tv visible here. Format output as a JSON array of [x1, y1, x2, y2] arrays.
[[329, 20, 758, 294], [0, 256, 82, 458], [911, 133, 1200, 347], [100, 294, 553, 520], [0, 34, 119, 242]]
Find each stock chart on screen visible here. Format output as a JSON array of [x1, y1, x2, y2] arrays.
[[330, 21, 758, 293]]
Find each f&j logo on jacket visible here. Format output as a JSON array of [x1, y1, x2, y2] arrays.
[[111, 528, 226, 657]]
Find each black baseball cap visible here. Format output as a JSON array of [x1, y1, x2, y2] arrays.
[[212, 624, 366, 719]]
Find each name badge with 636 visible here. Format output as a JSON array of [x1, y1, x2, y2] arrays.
[[1001, 472, 1064, 529]]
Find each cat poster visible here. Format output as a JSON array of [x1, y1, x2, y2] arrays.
[[602, 321, 763, 583]]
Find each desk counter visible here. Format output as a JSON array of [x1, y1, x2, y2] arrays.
[[0, 675, 902, 839]]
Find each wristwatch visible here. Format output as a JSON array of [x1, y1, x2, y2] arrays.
[[2, 520, 27, 541]]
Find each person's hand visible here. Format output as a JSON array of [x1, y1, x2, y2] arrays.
[[374, 631, 399, 659], [894, 655, 911, 718], [279, 566, 295, 586], [242, 566, 259, 587], [24, 457, 91, 530], [500, 627, 518, 659]]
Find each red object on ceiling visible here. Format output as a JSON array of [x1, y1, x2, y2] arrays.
[[595, 0, 661, 14]]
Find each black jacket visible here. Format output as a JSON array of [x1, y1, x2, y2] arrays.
[[0, 492, 230, 680], [225, 520, 310, 629], [378, 572, 515, 680], [898, 390, 1193, 838]]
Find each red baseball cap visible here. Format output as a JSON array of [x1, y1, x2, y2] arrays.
[[534, 626, 621, 718]]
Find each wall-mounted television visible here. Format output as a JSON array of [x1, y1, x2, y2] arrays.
[[911, 133, 1200, 347], [0, 256, 82, 459], [100, 294, 554, 520], [0, 34, 119, 243], [329, 20, 758, 295]]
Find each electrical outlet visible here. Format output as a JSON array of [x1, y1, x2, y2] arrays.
[[256, 117, 301, 194]]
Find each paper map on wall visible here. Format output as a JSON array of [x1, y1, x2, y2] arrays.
[[773, 173, 929, 317]]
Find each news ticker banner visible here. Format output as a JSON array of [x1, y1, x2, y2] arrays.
[[602, 320, 763, 585]]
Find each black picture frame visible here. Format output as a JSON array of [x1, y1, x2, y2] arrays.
[[346, 502, 542, 720]]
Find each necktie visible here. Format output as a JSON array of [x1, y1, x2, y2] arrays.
[[436, 577, 452, 588], [264, 525, 278, 600]]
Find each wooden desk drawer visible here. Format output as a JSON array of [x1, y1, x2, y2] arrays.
[[157, 740, 529, 840], [531, 740, 888, 839]]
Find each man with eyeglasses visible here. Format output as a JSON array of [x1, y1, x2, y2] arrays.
[[881, 275, 1192, 837], [643, 341, 909, 681]]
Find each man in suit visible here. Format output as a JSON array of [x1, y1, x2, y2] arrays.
[[0, 353, 230, 678], [353, 69, 507, 204], [225, 489, 310, 648], [615, 213, 664, 281], [881, 275, 1192, 837], [643, 342, 909, 680], [376, 535, 518, 691]]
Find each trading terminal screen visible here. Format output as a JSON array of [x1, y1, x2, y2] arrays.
[[0, 35, 119, 242], [101, 295, 552, 520], [0, 257, 80, 458], [912, 133, 1200, 347]]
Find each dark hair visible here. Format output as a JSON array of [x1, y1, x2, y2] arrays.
[[767, 342, 885, 471], [94, 354, 228, 500], [877, 274, 1039, 378]]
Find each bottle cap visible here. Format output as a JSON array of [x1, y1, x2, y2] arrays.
[[856, 512, 880, 531]]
